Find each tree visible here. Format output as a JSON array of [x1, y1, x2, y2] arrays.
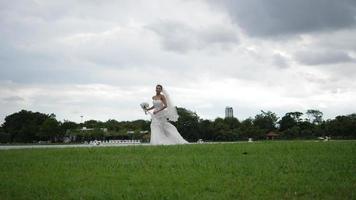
[[306, 109, 323, 124], [39, 116, 61, 141], [279, 111, 303, 131], [279, 114, 296, 131], [213, 117, 230, 141], [325, 114, 356, 139], [3, 108, 355, 143], [224, 117, 241, 129], [105, 119, 121, 131], [239, 118, 253, 139], [91, 128, 105, 140], [298, 120, 315, 138], [0, 126, 10, 143], [3, 110, 49, 142], [238, 118, 266, 139], [288, 112, 303, 122], [176, 107, 200, 141], [282, 126, 301, 139], [130, 120, 150, 131], [198, 119, 214, 140], [61, 120, 78, 134], [253, 110, 279, 131], [83, 120, 104, 128]]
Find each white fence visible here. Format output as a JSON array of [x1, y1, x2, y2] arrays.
[[89, 140, 141, 145]]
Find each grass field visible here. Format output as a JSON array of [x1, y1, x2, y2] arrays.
[[0, 141, 355, 199]]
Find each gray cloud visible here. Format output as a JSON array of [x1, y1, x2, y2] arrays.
[[1, 0, 356, 122], [295, 50, 355, 65], [146, 20, 239, 53], [2, 96, 24, 102], [273, 53, 289, 68], [211, 0, 356, 37]]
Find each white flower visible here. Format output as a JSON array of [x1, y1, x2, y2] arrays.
[[140, 102, 149, 114], [140, 102, 149, 109]]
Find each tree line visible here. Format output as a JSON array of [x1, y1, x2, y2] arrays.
[[0, 108, 355, 143]]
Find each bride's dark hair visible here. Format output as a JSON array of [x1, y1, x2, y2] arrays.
[[156, 84, 163, 89]]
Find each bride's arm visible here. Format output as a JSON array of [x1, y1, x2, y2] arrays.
[[146, 106, 154, 111]]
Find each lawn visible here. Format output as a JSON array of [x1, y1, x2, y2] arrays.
[[0, 141, 355, 199]]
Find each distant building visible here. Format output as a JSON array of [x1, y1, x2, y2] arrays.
[[80, 127, 108, 132], [139, 130, 149, 134], [225, 107, 234, 118], [266, 131, 279, 140], [81, 127, 93, 131]]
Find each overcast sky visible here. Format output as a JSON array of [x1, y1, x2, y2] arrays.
[[1, 0, 356, 123]]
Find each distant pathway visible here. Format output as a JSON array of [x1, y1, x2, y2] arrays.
[[1, 140, 353, 150], [0, 141, 246, 150]]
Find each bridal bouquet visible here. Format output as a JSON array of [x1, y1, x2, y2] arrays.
[[140, 102, 149, 114]]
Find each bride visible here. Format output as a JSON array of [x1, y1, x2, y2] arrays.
[[144, 84, 188, 145]]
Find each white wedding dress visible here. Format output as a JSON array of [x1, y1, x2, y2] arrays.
[[150, 99, 189, 145]]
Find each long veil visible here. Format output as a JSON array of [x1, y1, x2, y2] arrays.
[[162, 88, 179, 122]]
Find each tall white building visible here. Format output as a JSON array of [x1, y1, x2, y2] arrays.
[[225, 107, 234, 118]]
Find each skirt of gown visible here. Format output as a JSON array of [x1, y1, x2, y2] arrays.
[[150, 110, 188, 145]]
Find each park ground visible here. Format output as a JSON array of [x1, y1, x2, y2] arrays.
[[0, 140, 355, 199]]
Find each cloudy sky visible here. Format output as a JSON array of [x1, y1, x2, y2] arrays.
[[1, 0, 356, 123]]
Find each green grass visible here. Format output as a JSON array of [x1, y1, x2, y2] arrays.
[[0, 141, 355, 199]]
